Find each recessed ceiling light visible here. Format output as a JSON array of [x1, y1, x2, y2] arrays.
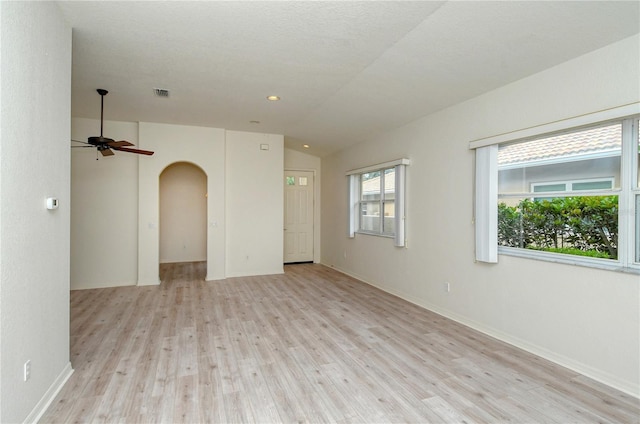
[[303, 144, 310, 148], [267, 95, 280, 101]]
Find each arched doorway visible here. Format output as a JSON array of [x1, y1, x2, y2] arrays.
[[159, 162, 207, 276]]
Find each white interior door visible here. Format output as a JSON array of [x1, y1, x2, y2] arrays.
[[284, 170, 314, 263]]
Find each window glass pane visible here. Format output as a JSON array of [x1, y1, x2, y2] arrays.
[[498, 195, 618, 260], [533, 183, 566, 193], [382, 200, 395, 235], [357, 167, 398, 237], [637, 119, 640, 188], [636, 194, 640, 263], [572, 180, 612, 191], [361, 171, 381, 201], [360, 201, 380, 232], [286, 176, 295, 185], [382, 168, 396, 235], [383, 168, 395, 199], [498, 123, 622, 194], [299, 177, 308, 186]]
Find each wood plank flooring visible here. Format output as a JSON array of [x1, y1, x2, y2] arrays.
[[41, 262, 639, 423]]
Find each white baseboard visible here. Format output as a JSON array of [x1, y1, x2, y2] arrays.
[[225, 268, 285, 278], [324, 263, 640, 399], [23, 362, 74, 424], [137, 278, 160, 286]]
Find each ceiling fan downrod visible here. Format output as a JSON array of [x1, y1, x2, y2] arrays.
[[97, 89, 108, 138]]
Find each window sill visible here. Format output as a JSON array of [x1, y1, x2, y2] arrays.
[[498, 246, 640, 275]]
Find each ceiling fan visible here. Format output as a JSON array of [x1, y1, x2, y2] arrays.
[[72, 89, 154, 158]]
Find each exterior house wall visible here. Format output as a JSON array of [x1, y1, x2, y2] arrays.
[[499, 156, 621, 194]]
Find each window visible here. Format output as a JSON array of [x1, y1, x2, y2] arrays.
[[347, 159, 409, 247], [473, 109, 639, 272], [532, 178, 614, 193], [360, 168, 396, 236]]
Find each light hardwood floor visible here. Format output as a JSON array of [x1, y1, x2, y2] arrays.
[[41, 262, 639, 423]]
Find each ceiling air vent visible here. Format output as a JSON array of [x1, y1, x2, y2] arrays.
[[153, 88, 170, 97]]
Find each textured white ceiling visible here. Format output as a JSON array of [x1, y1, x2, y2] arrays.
[[57, 1, 640, 157]]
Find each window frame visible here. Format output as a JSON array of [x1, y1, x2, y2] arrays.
[[472, 106, 640, 273], [347, 158, 409, 247], [358, 167, 395, 237]]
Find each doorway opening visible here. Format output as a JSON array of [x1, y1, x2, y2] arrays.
[[159, 162, 207, 278], [284, 170, 315, 264]]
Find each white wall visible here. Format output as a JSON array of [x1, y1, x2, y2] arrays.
[[71, 121, 287, 288], [138, 122, 226, 283], [71, 119, 139, 289], [160, 162, 207, 263], [0, 2, 73, 422], [284, 148, 322, 263], [226, 131, 284, 277], [321, 34, 640, 396]]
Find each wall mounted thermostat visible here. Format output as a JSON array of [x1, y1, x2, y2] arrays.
[[46, 197, 59, 210]]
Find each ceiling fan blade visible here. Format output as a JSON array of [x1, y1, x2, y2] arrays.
[[106, 140, 135, 148], [112, 146, 155, 156], [71, 139, 91, 145], [100, 148, 115, 157], [71, 145, 95, 148]]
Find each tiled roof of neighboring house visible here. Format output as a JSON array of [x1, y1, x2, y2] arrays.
[[498, 123, 622, 168]]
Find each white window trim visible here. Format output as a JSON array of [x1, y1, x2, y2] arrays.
[[348, 174, 360, 238], [531, 177, 615, 193], [472, 108, 640, 273], [346, 158, 410, 176], [347, 159, 410, 247], [475, 145, 498, 263], [394, 163, 406, 247]]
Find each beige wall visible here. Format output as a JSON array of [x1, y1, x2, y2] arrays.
[[138, 122, 226, 284], [71, 121, 285, 287], [321, 34, 640, 396], [71, 119, 139, 289], [226, 131, 284, 277], [160, 162, 207, 263], [0, 2, 73, 422]]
